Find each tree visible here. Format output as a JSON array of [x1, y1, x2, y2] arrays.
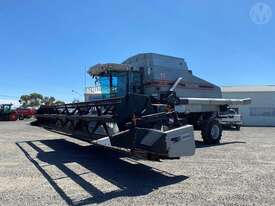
[[29, 93, 43, 107], [19, 93, 43, 107], [54, 100, 65, 105], [42, 96, 56, 106], [19, 95, 30, 107], [19, 93, 65, 107]]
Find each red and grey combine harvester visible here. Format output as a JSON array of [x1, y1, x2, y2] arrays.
[[33, 53, 250, 161]]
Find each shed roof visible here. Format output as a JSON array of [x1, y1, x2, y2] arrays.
[[222, 85, 275, 92]]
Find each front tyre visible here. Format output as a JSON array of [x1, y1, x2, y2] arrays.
[[201, 119, 222, 144], [9, 112, 18, 121]]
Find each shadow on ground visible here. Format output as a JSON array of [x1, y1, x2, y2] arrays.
[[16, 139, 187, 206], [195, 140, 246, 148]]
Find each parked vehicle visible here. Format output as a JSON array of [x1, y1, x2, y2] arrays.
[[0, 104, 18, 121], [219, 108, 242, 130], [16, 108, 36, 120]]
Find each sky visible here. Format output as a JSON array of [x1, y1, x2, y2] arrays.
[[0, 0, 274, 103]]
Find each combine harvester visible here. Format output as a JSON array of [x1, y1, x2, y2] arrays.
[[33, 53, 250, 161]]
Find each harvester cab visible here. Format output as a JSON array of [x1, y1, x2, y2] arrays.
[[87, 63, 143, 99]]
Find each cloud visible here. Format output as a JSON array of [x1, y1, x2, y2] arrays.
[[0, 99, 20, 108]]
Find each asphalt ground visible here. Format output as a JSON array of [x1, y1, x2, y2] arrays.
[[0, 120, 274, 205]]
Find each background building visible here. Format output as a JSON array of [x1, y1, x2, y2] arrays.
[[222, 85, 275, 126]]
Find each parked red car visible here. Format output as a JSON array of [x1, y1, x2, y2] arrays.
[[16, 108, 36, 120]]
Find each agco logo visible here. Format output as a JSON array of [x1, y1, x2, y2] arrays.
[[250, 2, 272, 24]]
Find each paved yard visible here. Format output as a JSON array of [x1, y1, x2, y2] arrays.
[[0, 120, 274, 205]]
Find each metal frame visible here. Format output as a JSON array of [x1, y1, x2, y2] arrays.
[[36, 97, 122, 140]]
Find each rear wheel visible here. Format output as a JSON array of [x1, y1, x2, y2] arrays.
[[201, 119, 222, 144], [9, 112, 18, 121]]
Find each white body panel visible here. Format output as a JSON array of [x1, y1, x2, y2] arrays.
[[179, 97, 251, 106], [219, 114, 242, 125], [165, 125, 195, 157], [175, 98, 251, 113]]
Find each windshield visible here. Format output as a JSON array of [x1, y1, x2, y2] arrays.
[[94, 72, 127, 98], [0, 104, 11, 112]]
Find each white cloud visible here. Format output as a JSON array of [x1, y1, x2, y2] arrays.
[[0, 99, 21, 108]]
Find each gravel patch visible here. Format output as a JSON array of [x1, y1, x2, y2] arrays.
[[0, 120, 274, 205]]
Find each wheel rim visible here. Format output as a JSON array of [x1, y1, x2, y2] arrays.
[[211, 124, 220, 139]]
